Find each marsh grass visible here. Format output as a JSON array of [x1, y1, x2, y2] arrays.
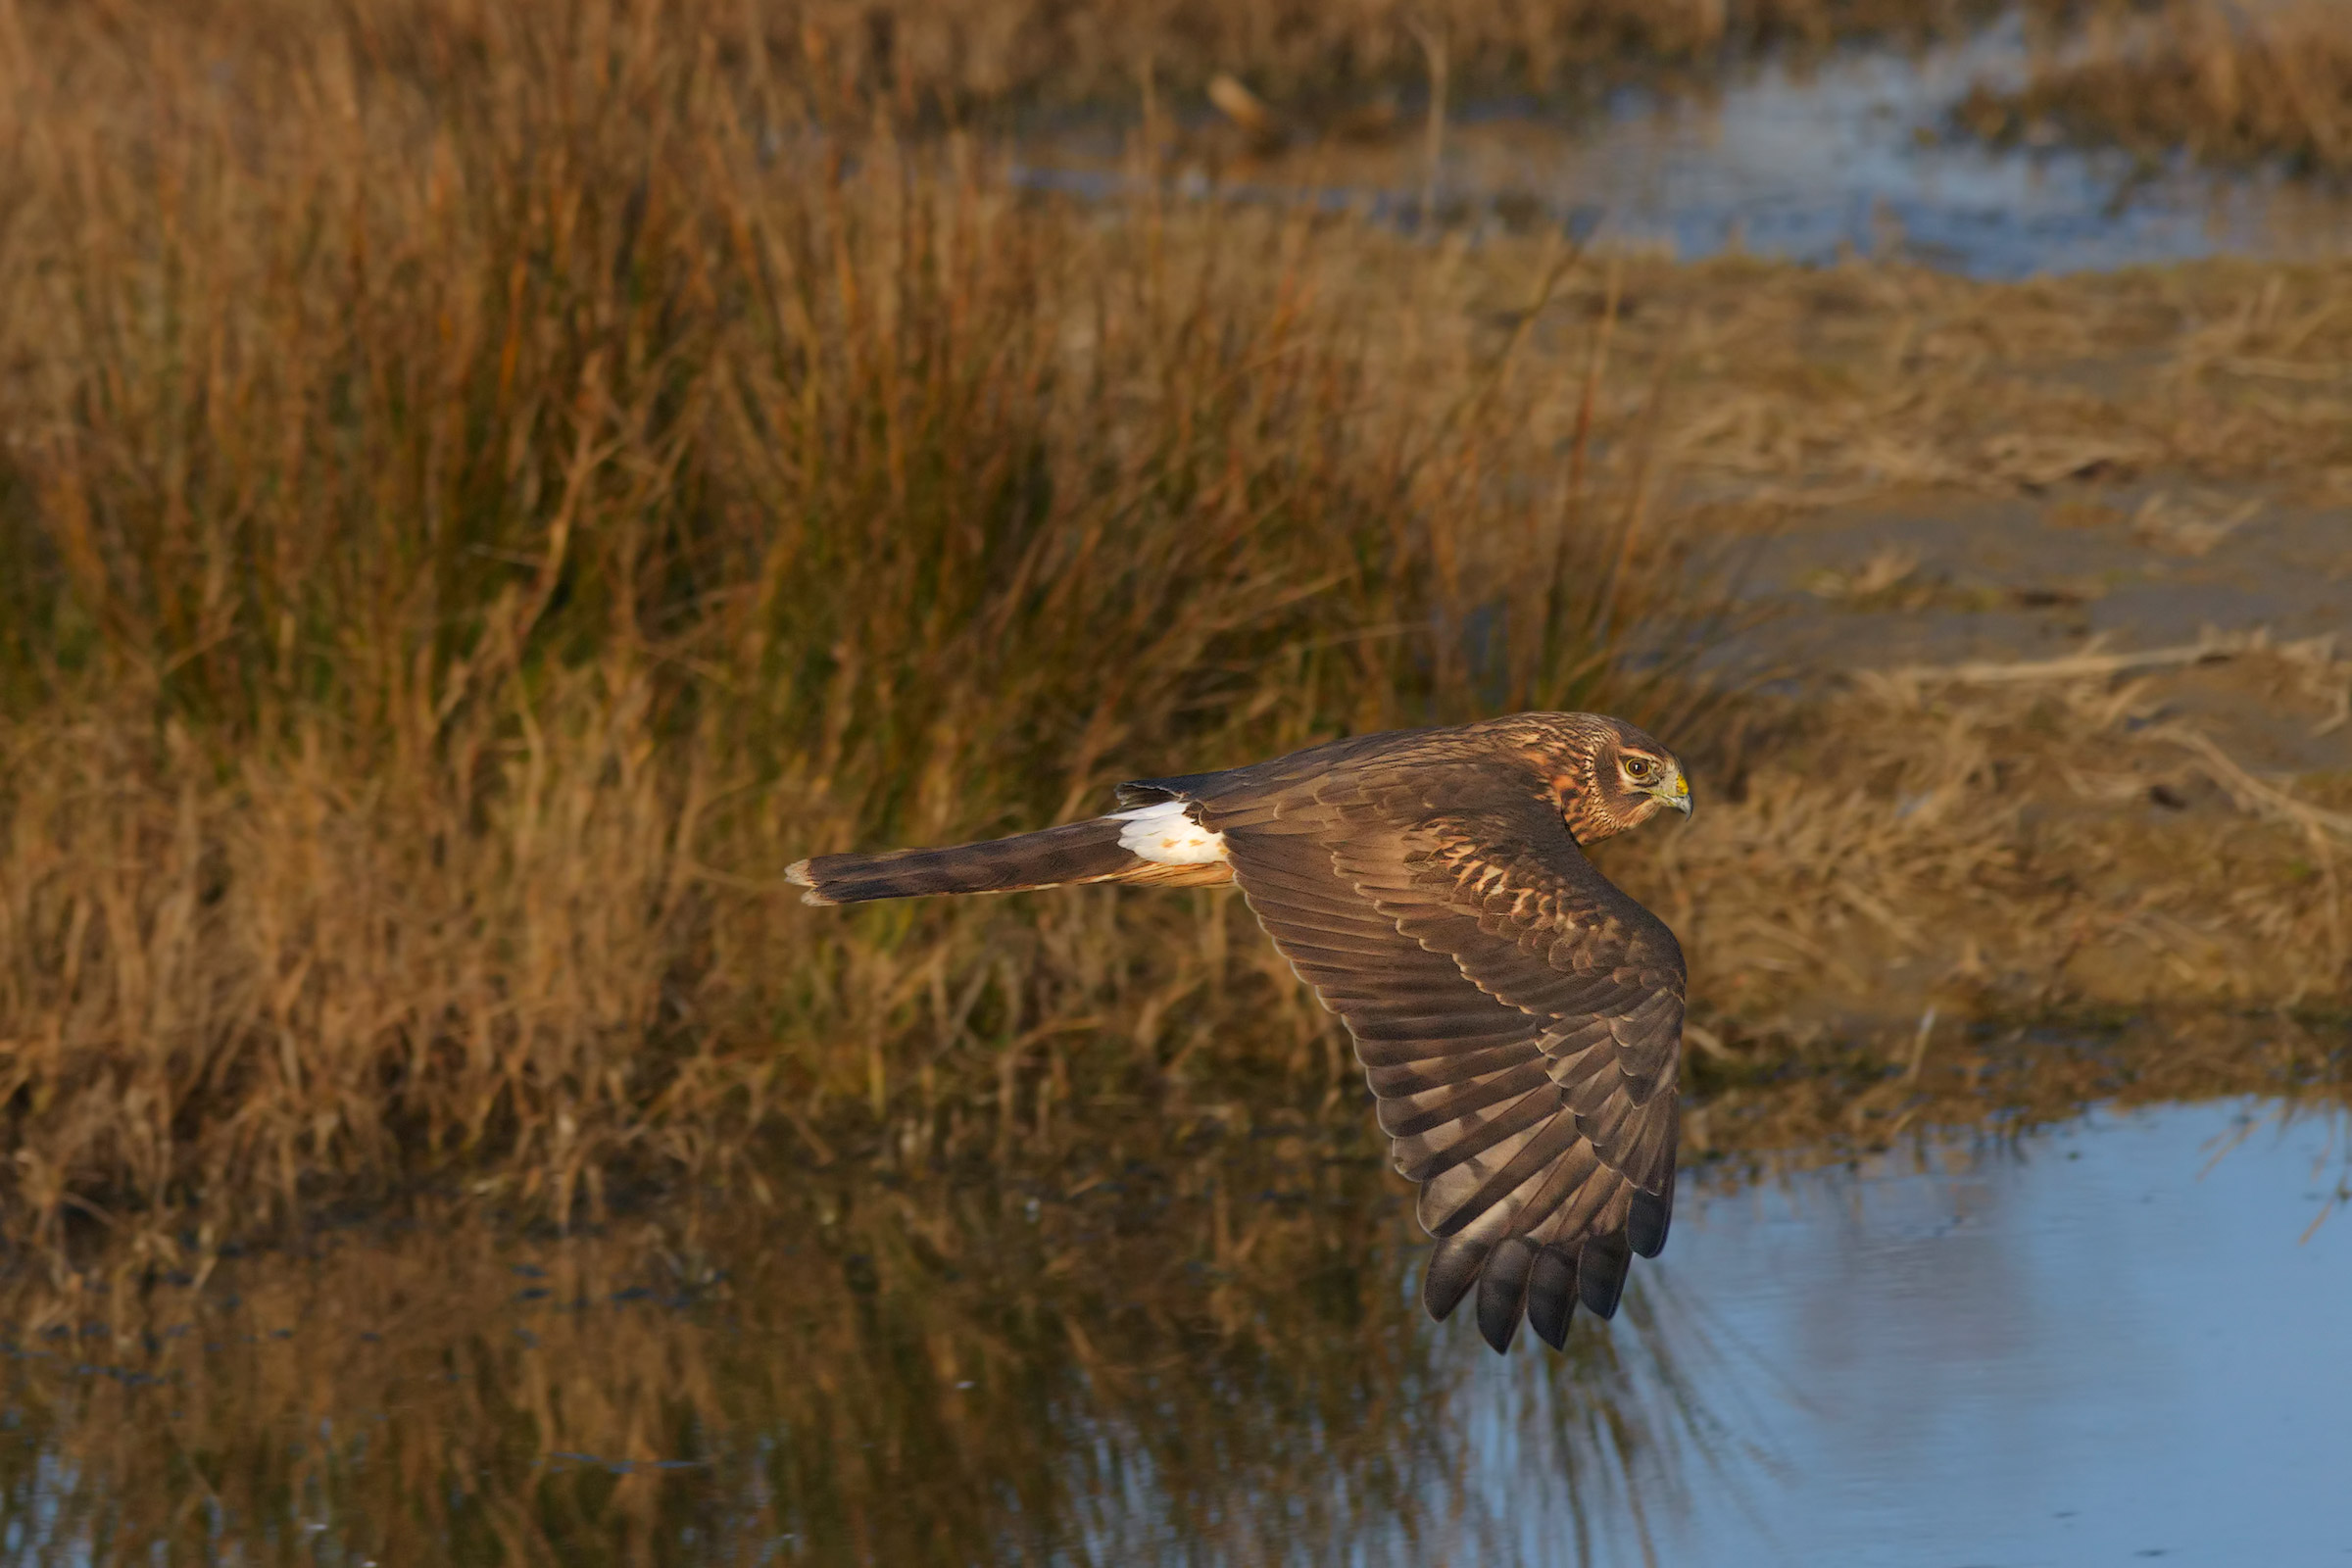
[[1964, 0, 2352, 172], [1650, 645, 2352, 1044], [691, 0, 2004, 109], [5, 0, 2351, 1255], [0, 0, 1708, 1247]]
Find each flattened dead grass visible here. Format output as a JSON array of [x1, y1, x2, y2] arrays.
[[1390, 246, 2352, 511], [1625, 636, 2352, 1048]]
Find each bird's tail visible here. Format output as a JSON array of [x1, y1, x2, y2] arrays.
[[787, 809, 1230, 906]]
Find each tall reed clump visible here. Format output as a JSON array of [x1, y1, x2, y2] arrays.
[[0, 0, 1687, 1248]]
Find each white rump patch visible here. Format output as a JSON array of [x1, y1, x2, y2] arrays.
[[1110, 800, 1229, 866]]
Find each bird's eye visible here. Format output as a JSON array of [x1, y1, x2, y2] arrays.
[[1623, 757, 1653, 780]]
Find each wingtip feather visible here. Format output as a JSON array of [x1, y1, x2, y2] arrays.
[[1526, 1245, 1580, 1349], [1578, 1233, 1633, 1319], [1475, 1237, 1537, 1354], [785, 858, 839, 906], [1422, 1235, 1492, 1322], [1628, 1184, 1673, 1258]]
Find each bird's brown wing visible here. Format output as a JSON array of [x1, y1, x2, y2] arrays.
[[1196, 761, 1685, 1353]]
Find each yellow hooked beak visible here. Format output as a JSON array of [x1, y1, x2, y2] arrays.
[[1655, 770, 1692, 817]]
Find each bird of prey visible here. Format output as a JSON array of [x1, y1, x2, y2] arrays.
[[788, 712, 1691, 1354]]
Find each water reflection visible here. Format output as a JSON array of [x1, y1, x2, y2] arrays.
[[1653, 1100, 2352, 1567], [0, 1114, 1727, 1566], [0, 1096, 2345, 1564]]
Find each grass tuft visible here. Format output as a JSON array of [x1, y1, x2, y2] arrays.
[[0, 0, 1690, 1246]]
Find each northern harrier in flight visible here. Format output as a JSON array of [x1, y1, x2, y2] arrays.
[[789, 712, 1691, 1353]]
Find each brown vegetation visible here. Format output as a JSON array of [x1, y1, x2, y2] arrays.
[[2, 0, 2349, 1254], [1649, 638, 2352, 1045], [1964, 0, 2352, 172], [0, 0, 1708, 1247], [671, 0, 1998, 107]]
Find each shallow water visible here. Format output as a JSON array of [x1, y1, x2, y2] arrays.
[[1010, 17, 2350, 279], [5, 1095, 2346, 1564], [1555, 1100, 2352, 1566]]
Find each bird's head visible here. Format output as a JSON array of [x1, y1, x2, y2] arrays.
[[1532, 713, 1691, 844]]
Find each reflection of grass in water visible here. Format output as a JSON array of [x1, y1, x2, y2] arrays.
[[10, 1022, 2341, 1563], [1436, 1271, 1763, 1567], [0, 1113, 1739, 1566]]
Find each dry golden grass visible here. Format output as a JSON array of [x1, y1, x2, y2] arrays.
[[717, 0, 1995, 106], [1385, 247, 2352, 510], [1636, 638, 2352, 1048], [0, 0, 1715, 1247], [1964, 0, 2352, 172], [3, 0, 2349, 1254]]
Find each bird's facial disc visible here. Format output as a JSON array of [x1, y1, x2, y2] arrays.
[[1617, 749, 1692, 818]]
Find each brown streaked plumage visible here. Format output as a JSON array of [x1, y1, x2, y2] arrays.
[[788, 711, 1693, 1354]]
